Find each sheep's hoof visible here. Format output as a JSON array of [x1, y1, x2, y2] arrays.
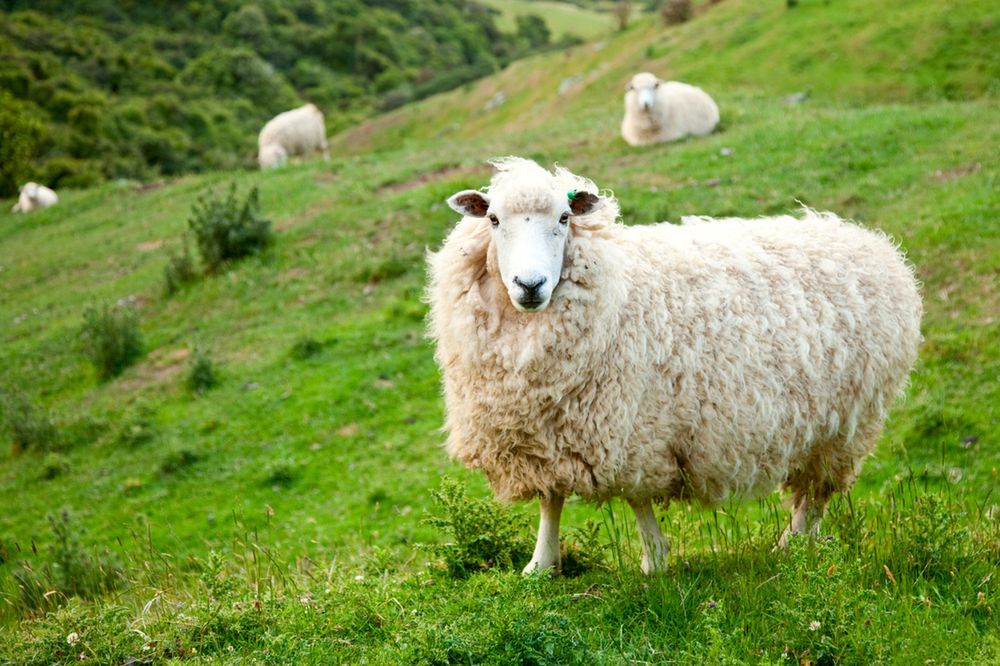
[[522, 559, 560, 576], [640, 556, 668, 576]]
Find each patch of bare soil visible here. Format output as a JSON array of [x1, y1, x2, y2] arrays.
[[930, 162, 982, 182], [116, 347, 190, 392], [378, 164, 490, 195], [135, 239, 165, 252]]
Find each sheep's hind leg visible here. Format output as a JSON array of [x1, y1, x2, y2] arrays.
[[778, 484, 833, 548], [523, 494, 564, 575], [628, 498, 670, 575]]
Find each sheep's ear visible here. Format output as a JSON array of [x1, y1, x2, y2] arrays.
[[568, 190, 600, 216], [447, 190, 490, 217]]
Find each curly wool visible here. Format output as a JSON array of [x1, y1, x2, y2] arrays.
[[427, 163, 921, 505]]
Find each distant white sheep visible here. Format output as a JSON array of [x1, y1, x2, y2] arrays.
[[429, 157, 922, 575], [11, 182, 59, 213], [257, 103, 330, 169], [621, 72, 719, 146]]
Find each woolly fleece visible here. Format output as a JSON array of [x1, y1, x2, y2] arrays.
[[428, 160, 922, 507], [621, 73, 720, 146]]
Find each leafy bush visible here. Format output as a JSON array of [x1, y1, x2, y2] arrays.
[[116, 403, 156, 447], [0, 91, 46, 197], [163, 239, 198, 295], [0, 390, 60, 455], [290, 336, 324, 360], [160, 448, 201, 476], [188, 184, 273, 272], [423, 477, 532, 578], [40, 452, 69, 480], [661, 0, 693, 25], [80, 303, 143, 380], [187, 349, 218, 394]]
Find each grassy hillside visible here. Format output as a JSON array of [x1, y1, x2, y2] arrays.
[[1, 0, 998, 663]]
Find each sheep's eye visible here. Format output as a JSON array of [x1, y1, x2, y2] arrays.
[[488, 214, 499, 227], [625, 83, 634, 91], [559, 212, 570, 225], [653, 81, 660, 89]]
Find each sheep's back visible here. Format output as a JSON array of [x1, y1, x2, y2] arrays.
[[614, 212, 920, 502]]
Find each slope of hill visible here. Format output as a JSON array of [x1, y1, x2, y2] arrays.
[[1, 0, 998, 663], [0, 0, 572, 195]]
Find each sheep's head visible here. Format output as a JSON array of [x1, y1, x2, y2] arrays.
[[625, 72, 661, 113], [446, 158, 602, 313], [258, 144, 288, 169]]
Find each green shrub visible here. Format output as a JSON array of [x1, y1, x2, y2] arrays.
[[290, 336, 324, 360], [160, 448, 201, 476], [423, 477, 532, 578], [187, 349, 218, 394], [0, 390, 60, 455], [163, 239, 198, 295], [0, 91, 45, 197], [40, 452, 69, 480], [188, 184, 273, 272], [661, 0, 693, 25], [80, 303, 143, 381], [116, 403, 156, 447], [263, 458, 300, 488]]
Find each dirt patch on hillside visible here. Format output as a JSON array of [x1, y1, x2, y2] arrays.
[[136, 239, 165, 252], [930, 162, 982, 182], [117, 347, 190, 392], [378, 163, 489, 195]]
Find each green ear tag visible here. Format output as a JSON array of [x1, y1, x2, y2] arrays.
[[567, 189, 579, 201]]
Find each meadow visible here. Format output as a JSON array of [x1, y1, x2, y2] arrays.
[[0, 0, 998, 663]]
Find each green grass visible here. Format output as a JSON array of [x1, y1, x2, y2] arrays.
[[1, 0, 999, 662], [476, 0, 617, 41]]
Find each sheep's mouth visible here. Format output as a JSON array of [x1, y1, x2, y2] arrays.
[[514, 296, 548, 312]]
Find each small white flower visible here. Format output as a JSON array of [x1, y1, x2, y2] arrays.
[[355, 574, 365, 582], [67, 632, 80, 645], [809, 621, 821, 632]]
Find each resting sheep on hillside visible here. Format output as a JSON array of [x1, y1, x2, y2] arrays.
[[257, 103, 330, 169], [11, 182, 59, 213], [621, 72, 719, 146], [428, 158, 921, 575]]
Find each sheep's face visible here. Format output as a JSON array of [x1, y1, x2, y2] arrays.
[[625, 72, 661, 113], [258, 144, 288, 169], [447, 187, 600, 313]]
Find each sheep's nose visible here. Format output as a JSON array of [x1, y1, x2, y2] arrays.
[[513, 275, 547, 298]]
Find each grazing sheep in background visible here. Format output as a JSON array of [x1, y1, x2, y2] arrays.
[[621, 72, 719, 146], [11, 182, 59, 213], [257, 103, 330, 169], [429, 157, 921, 575]]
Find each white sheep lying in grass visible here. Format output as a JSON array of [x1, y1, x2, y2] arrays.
[[621, 72, 719, 146], [428, 157, 921, 575], [257, 103, 330, 169], [11, 182, 59, 213]]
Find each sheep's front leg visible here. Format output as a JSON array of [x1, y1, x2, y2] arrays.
[[522, 494, 564, 575], [628, 498, 670, 575]]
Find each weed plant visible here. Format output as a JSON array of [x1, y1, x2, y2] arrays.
[[187, 349, 218, 394], [188, 184, 273, 272], [0, 390, 59, 454], [79, 303, 143, 381]]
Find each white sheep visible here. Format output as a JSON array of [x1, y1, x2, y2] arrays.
[[257, 103, 330, 169], [11, 182, 59, 213], [428, 158, 921, 575], [621, 72, 719, 146]]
